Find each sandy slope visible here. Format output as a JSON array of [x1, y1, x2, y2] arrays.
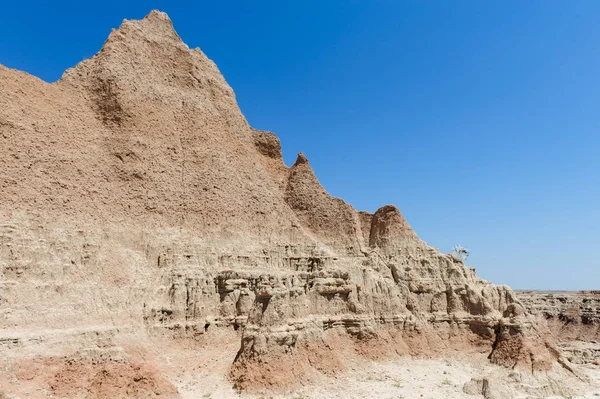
[[168, 350, 600, 399]]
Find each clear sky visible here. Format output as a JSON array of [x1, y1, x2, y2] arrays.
[[1, 1, 598, 290]]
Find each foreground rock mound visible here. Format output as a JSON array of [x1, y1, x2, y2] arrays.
[[0, 10, 565, 396]]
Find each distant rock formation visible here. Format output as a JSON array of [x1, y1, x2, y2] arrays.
[[517, 290, 600, 364], [0, 10, 564, 395]]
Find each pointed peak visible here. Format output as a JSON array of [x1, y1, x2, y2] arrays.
[[58, 8, 238, 123], [145, 10, 172, 24], [293, 152, 309, 167], [139, 10, 178, 34], [369, 204, 419, 249], [104, 9, 183, 50]]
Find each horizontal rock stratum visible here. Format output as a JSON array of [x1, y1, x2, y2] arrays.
[[0, 10, 576, 397]]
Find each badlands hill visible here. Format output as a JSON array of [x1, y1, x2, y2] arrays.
[[0, 10, 595, 399]]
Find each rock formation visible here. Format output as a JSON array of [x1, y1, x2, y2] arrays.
[[518, 290, 600, 365], [0, 10, 570, 397]]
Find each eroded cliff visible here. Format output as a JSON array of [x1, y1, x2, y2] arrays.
[[0, 10, 570, 397]]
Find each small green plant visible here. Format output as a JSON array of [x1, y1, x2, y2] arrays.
[[391, 377, 404, 388], [441, 378, 452, 385]]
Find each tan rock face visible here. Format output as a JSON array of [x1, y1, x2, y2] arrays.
[[0, 10, 560, 395], [517, 291, 600, 334], [517, 290, 600, 364], [284, 152, 366, 255], [369, 204, 419, 249]]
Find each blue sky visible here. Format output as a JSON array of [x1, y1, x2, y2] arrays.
[[1, 1, 598, 290]]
